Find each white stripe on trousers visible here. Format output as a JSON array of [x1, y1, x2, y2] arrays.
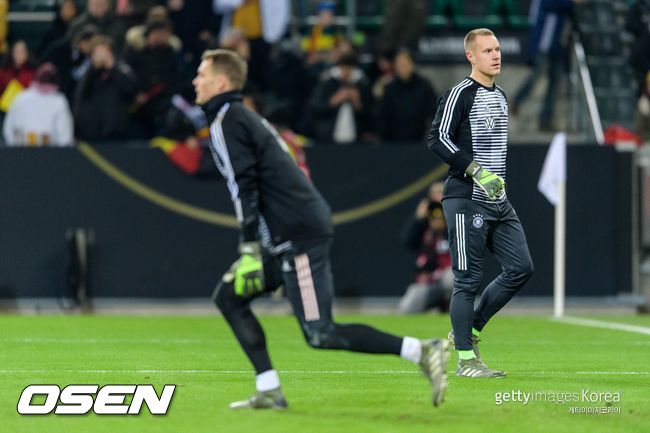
[[456, 214, 467, 270], [294, 254, 320, 322]]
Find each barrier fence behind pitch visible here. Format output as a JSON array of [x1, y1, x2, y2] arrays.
[[0, 143, 633, 300]]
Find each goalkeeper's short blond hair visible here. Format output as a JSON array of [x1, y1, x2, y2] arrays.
[[201, 49, 248, 91], [464, 28, 495, 52]]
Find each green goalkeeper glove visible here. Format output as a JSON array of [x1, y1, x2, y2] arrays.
[[234, 242, 264, 297], [465, 161, 505, 201]]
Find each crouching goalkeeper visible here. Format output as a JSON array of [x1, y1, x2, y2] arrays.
[[193, 49, 449, 409]]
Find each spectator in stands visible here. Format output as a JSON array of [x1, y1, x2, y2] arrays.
[[511, 0, 581, 132], [301, 1, 340, 68], [166, 0, 220, 70], [637, 71, 650, 143], [67, 0, 128, 51], [73, 36, 137, 142], [398, 182, 452, 314], [113, 0, 159, 29], [41, 24, 99, 102], [124, 19, 181, 138], [37, 0, 79, 56], [0, 0, 6, 55], [626, 1, 650, 95], [378, 48, 436, 143], [219, 28, 251, 65], [3, 63, 73, 147], [124, 6, 182, 53], [382, 0, 427, 51], [328, 37, 357, 66], [307, 53, 373, 144], [369, 49, 395, 100], [300, 1, 347, 100], [0, 40, 36, 96], [215, 0, 289, 91], [268, 40, 311, 130]]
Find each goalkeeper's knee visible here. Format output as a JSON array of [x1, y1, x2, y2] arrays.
[[212, 277, 248, 313], [211, 279, 230, 312], [501, 258, 535, 288], [301, 321, 343, 350]]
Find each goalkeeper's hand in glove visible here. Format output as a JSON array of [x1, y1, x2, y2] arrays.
[[465, 161, 505, 201], [233, 242, 264, 297]]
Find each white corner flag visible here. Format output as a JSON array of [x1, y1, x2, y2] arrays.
[[538, 132, 567, 318], [538, 132, 567, 204]]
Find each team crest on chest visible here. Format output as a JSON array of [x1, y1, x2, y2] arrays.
[[500, 99, 508, 115], [472, 214, 485, 229]]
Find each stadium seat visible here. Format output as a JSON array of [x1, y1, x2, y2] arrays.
[[352, 0, 385, 29], [580, 30, 624, 56], [595, 88, 637, 130], [588, 58, 636, 91], [428, 0, 453, 29], [452, 0, 503, 30], [8, 0, 56, 50], [8, 20, 51, 50], [499, 0, 531, 29], [574, 0, 637, 134], [8, 0, 54, 12], [574, 0, 617, 32]]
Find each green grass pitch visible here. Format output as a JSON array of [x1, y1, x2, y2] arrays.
[[1, 314, 648, 433]]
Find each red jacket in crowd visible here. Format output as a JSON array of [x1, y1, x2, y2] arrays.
[[0, 65, 36, 93]]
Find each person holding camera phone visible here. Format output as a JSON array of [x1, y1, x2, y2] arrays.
[[399, 182, 453, 314], [306, 53, 373, 144], [73, 35, 137, 141]]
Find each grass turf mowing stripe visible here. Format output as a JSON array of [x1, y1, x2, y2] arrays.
[[0, 338, 203, 344], [1, 315, 648, 433]]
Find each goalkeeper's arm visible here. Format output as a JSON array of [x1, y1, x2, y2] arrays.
[[231, 190, 265, 297]]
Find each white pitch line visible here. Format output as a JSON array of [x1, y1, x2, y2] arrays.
[[575, 371, 650, 375], [0, 370, 419, 375], [0, 338, 203, 344], [552, 316, 650, 336], [0, 370, 647, 376]]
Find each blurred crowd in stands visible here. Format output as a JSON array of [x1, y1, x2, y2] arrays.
[[0, 0, 649, 146], [0, 0, 438, 147]]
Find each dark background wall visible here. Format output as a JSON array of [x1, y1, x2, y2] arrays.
[[0, 144, 632, 299]]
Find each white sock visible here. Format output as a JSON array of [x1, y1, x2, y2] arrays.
[[400, 336, 422, 364], [256, 369, 281, 392]]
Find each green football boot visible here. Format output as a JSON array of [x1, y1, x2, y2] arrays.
[[419, 339, 449, 406], [229, 388, 288, 410], [448, 330, 506, 377], [456, 357, 506, 378]]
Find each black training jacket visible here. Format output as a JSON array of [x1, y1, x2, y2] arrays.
[[427, 77, 509, 203], [202, 91, 333, 253]]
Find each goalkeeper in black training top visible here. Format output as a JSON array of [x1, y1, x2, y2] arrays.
[[427, 29, 534, 378], [193, 49, 448, 409]]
